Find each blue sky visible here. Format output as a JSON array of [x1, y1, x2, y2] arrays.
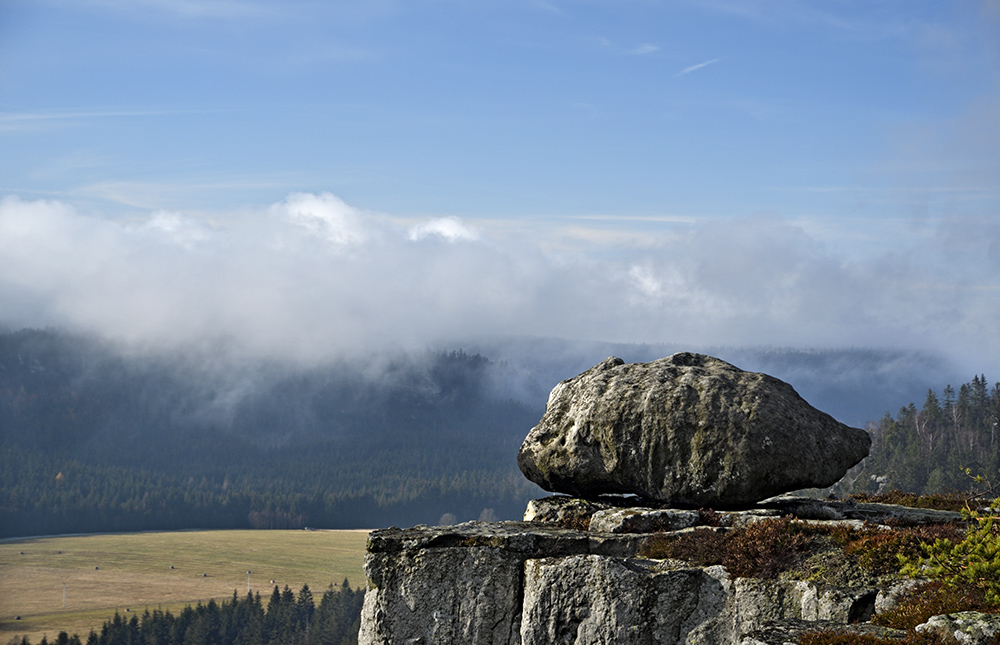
[[1, 1, 998, 370]]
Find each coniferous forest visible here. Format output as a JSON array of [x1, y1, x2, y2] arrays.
[[7, 581, 365, 645], [841, 375, 1000, 495], [0, 328, 542, 538], [3, 327, 999, 538]]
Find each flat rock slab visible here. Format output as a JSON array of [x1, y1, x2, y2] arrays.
[[739, 619, 907, 644], [518, 353, 871, 507], [759, 496, 963, 525], [366, 520, 661, 560], [523, 495, 962, 534]]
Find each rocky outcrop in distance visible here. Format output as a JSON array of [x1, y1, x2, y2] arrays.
[[517, 354, 871, 507]]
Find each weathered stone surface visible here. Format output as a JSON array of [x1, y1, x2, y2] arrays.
[[842, 502, 963, 525], [738, 620, 907, 644], [364, 520, 667, 559], [759, 496, 963, 525], [523, 495, 637, 529], [586, 532, 664, 558], [517, 353, 871, 507], [875, 580, 923, 616], [359, 519, 915, 645], [359, 546, 523, 645], [588, 508, 700, 534], [732, 579, 879, 638], [916, 612, 1000, 645], [359, 521, 663, 645], [520, 555, 732, 645], [524, 494, 963, 532], [359, 507, 963, 644], [717, 509, 783, 528]]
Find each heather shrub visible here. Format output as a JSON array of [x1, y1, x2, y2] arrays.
[[723, 516, 813, 578], [873, 581, 996, 631], [822, 523, 965, 576], [642, 517, 813, 578], [643, 526, 727, 567], [850, 490, 967, 513], [697, 507, 722, 527]]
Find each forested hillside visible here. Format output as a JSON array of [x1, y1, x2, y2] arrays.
[[839, 375, 1000, 495], [0, 327, 987, 538], [0, 329, 543, 537]]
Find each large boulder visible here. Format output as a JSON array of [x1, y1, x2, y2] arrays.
[[517, 353, 871, 507]]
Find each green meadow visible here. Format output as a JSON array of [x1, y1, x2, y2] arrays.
[[0, 530, 370, 644]]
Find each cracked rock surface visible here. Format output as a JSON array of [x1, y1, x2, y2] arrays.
[[517, 353, 872, 507], [358, 497, 967, 645]]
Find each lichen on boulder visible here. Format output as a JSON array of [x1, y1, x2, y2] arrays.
[[517, 353, 871, 507]]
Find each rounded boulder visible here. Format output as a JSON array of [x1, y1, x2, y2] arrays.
[[517, 353, 871, 508]]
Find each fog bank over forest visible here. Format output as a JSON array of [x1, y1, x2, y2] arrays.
[[0, 193, 996, 386], [0, 327, 978, 537]]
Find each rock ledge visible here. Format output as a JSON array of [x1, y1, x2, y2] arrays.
[[359, 498, 967, 645]]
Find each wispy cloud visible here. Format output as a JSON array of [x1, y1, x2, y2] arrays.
[[675, 57, 723, 77], [46, 0, 277, 19], [565, 214, 699, 224], [0, 109, 218, 133], [628, 43, 660, 56]]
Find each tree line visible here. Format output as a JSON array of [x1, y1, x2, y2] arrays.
[[6, 582, 364, 645], [840, 374, 1000, 495], [0, 438, 534, 537]]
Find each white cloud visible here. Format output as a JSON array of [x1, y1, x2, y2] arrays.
[[407, 216, 479, 242], [142, 211, 212, 248], [628, 265, 661, 297], [276, 191, 372, 248], [0, 192, 998, 373]]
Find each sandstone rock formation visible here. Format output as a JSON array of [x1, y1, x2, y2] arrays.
[[517, 353, 872, 507]]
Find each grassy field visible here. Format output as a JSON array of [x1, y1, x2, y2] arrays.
[[0, 530, 370, 644]]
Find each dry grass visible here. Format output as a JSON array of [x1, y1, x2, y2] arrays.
[[0, 530, 370, 643]]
